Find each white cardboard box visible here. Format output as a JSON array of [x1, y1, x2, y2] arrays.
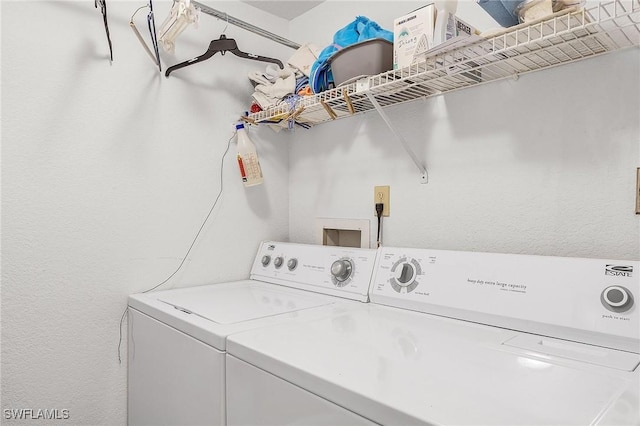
[[433, 12, 477, 47], [393, 4, 436, 70]]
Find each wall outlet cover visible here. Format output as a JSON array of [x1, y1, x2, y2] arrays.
[[374, 186, 390, 217]]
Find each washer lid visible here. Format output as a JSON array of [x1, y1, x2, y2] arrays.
[[158, 283, 334, 324], [227, 304, 640, 425]]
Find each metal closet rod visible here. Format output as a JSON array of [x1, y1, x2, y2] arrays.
[[192, 1, 301, 50]]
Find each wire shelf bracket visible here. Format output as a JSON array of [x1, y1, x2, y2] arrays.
[[365, 92, 429, 184]]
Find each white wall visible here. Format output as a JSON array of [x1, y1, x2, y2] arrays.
[[2, 1, 639, 424], [1, 1, 292, 423], [288, 1, 640, 260]]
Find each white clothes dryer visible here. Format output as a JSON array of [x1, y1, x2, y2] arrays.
[[226, 247, 640, 425], [127, 241, 377, 426]]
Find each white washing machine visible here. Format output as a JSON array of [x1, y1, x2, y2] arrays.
[[226, 247, 640, 425], [127, 241, 377, 426]]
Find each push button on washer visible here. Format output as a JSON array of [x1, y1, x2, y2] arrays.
[[601, 286, 634, 313]]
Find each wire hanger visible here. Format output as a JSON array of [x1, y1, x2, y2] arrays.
[[130, 1, 162, 72], [165, 34, 284, 77], [221, 12, 229, 34], [95, 0, 113, 62]]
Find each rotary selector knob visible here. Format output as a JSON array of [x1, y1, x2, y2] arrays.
[[601, 286, 634, 313], [287, 258, 298, 271], [274, 256, 284, 269], [261, 255, 271, 267], [396, 263, 416, 284], [331, 259, 353, 282], [390, 257, 422, 293]]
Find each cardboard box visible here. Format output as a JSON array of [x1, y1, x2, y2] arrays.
[[393, 4, 436, 69], [433, 12, 478, 47]]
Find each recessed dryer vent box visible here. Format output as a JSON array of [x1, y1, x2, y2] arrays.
[[316, 218, 370, 248]]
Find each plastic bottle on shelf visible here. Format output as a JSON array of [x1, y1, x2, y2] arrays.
[[235, 123, 264, 187]]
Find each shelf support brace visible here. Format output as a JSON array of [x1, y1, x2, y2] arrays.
[[365, 93, 429, 184]]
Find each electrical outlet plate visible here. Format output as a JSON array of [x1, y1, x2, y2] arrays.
[[636, 168, 640, 215], [374, 186, 390, 217]]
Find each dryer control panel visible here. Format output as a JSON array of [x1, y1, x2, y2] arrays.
[[371, 247, 639, 353], [251, 242, 378, 302]]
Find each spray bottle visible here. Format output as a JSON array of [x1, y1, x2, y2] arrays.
[[235, 123, 264, 187]]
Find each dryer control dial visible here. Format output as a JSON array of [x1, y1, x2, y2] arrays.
[[331, 259, 353, 284], [274, 256, 284, 269], [390, 257, 422, 293], [261, 255, 271, 267], [396, 263, 415, 284], [287, 258, 298, 271], [601, 286, 634, 313]]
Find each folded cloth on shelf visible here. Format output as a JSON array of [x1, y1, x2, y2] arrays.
[[249, 64, 288, 87], [251, 65, 296, 109], [287, 43, 322, 77], [310, 16, 393, 93]]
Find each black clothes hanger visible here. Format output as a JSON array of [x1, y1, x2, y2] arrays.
[[165, 34, 284, 77], [95, 0, 113, 62]]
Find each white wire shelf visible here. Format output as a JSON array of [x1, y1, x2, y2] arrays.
[[247, 0, 640, 127]]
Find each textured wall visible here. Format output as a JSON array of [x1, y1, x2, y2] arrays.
[[1, 1, 291, 424], [288, 2, 640, 260], [2, 1, 639, 424]]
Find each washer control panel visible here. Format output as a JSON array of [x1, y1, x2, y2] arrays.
[[371, 247, 639, 352], [251, 242, 378, 302]]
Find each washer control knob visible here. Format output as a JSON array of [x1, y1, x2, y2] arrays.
[[274, 257, 284, 269], [287, 258, 298, 271], [396, 263, 415, 284], [331, 259, 353, 282], [602, 286, 633, 311], [261, 255, 271, 267]]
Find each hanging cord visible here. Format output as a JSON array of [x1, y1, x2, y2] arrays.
[[376, 203, 383, 248], [117, 130, 236, 363]]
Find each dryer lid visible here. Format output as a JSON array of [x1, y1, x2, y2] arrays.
[[158, 283, 335, 324]]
